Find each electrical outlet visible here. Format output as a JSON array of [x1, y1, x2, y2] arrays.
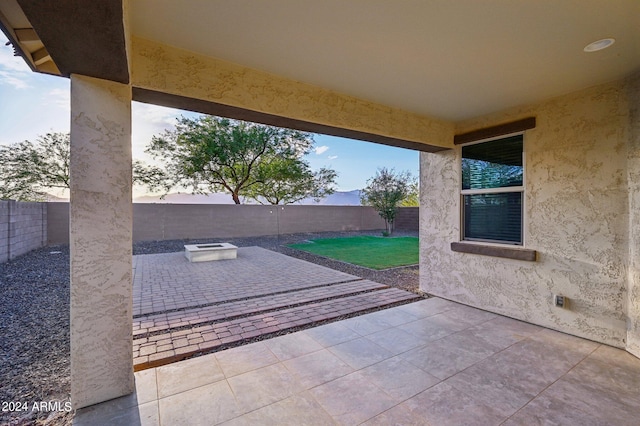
[[553, 294, 566, 308]]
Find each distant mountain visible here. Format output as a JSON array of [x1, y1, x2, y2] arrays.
[[133, 190, 363, 205], [297, 190, 362, 205], [134, 193, 238, 204]]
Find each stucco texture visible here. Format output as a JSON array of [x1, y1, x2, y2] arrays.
[[420, 75, 639, 350], [130, 37, 453, 149], [627, 73, 640, 357], [70, 74, 134, 408]]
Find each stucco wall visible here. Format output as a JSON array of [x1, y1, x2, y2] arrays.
[[420, 75, 638, 349], [131, 37, 454, 150], [627, 74, 640, 357]]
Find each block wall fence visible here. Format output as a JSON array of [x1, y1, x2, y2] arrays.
[[0, 200, 47, 262], [46, 203, 419, 245], [0, 201, 418, 260]]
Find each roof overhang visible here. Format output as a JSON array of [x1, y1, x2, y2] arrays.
[[3, 0, 128, 83], [1, 1, 639, 151]]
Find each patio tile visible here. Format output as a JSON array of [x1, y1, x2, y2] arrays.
[[361, 403, 433, 426], [309, 371, 397, 425], [302, 322, 361, 347], [74, 401, 159, 426], [327, 337, 394, 370], [502, 393, 603, 426], [581, 344, 640, 393], [537, 345, 640, 424], [403, 382, 507, 426], [365, 326, 426, 354], [446, 327, 510, 357], [394, 297, 456, 318], [366, 305, 422, 326], [156, 353, 224, 398], [462, 322, 528, 351], [158, 380, 242, 425], [263, 330, 323, 361], [499, 336, 595, 382], [222, 392, 335, 426], [440, 303, 497, 326], [481, 315, 543, 339], [134, 368, 158, 405], [400, 316, 460, 345], [227, 363, 305, 412], [214, 341, 279, 378], [282, 349, 354, 389], [74, 371, 159, 420], [444, 344, 571, 418], [526, 328, 600, 356], [400, 334, 491, 380], [340, 310, 401, 335], [358, 355, 440, 402], [541, 375, 640, 425], [590, 343, 640, 371]]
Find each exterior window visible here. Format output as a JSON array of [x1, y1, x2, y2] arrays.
[[461, 135, 523, 245]]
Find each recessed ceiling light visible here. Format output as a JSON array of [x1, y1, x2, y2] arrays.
[[583, 38, 615, 52]]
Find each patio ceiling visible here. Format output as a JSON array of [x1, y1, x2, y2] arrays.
[[130, 0, 640, 122], [2, 0, 639, 131]]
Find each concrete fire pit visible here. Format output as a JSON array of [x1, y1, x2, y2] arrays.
[[184, 243, 238, 262]]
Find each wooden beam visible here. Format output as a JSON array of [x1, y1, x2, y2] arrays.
[[454, 117, 536, 145], [14, 27, 38, 42], [31, 46, 50, 65]]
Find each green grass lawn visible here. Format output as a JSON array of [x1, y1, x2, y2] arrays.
[[288, 235, 418, 270]]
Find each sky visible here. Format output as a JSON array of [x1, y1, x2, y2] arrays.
[[0, 34, 418, 198]]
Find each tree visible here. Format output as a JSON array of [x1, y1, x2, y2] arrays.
[[0, 132, 70, 201], [0, 132, 151, 202], [361, 168, 415, 235], [138, 116, 337, 204], [400, 180, 419, 207], [243, 157, 337, 205]]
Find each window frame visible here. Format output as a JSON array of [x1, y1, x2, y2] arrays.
[[460, 131, 525, 246]]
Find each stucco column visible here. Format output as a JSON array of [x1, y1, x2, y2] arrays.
[[70, 74, 133, 408], [628, 73, 640, 358]]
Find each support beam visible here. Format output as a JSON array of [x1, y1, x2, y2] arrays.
[[14, 27, 38, 42], [70, 74, 133, 409], [131, 37, 453, 151], [31, 46, 50, 66]]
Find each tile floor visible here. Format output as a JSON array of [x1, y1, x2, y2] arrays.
[[74, 297, 640, 425]]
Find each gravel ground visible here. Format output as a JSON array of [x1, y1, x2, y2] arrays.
[[1, 230, 420, 425]]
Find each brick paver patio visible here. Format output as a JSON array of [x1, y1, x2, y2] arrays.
[[133, 247, 421, 370]]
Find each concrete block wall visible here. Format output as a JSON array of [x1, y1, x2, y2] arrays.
[[0, 200, 47, 262], [47, 202, 70, 245], [47, 203, 389, 244], [394, 207, 419, 231]]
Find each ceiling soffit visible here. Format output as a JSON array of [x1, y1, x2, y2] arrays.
[[17, 0, 128, 83], [131, 0, 640, 122]]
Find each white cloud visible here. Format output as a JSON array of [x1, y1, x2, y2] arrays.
[[132, 103, 190, 162], [0, 70, 30, 89], [0, 42, 32, 89], [328, 155, 338, 160], [315, 145, 329, 155], [0, 44, 31, 72], [45, 88, 70, 111], [133, 102, 183, 126]]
